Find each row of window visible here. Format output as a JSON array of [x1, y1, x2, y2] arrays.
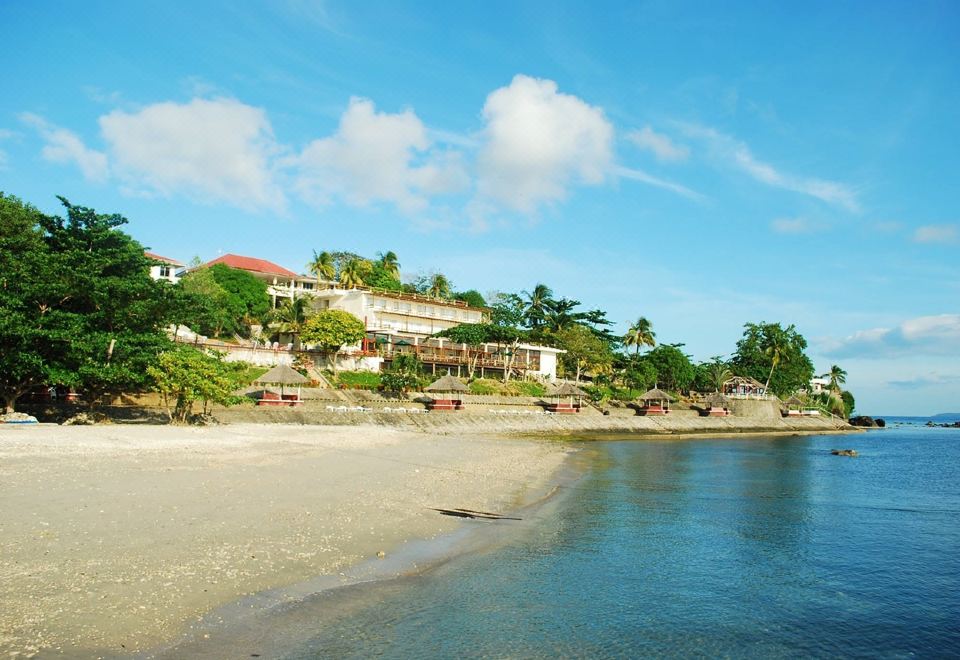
[[366, 297, 481, 322]]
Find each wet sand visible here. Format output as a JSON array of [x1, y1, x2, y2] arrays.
[[0, 424, 571, 657]]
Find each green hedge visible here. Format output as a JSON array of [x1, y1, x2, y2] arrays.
[[336, 371, 382, 390]]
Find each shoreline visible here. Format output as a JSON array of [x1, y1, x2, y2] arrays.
[[149, 455, 589, 658], [0, 424, 573, 657]]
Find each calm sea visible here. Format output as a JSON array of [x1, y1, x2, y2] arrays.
[[179, 427, 960, 658]]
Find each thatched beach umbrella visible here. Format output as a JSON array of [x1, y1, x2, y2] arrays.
[[255, 364, 309, 399], [424, 374, 468, 395], [639, 387, 674, 405], [783, 395, 804, 411], [548, 381, 587, 407], [704, 392, 731, 408]]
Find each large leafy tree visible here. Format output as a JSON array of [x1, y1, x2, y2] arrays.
[[338, 258, 371, 289], [207, 264, 270, 336], [454, 289, 487, 308], [300, 309, 365, 374], [0, 194, 174, 411], [644, 344, 696, 392], [174, 268, 231, 337], [694, 356, 734, 393], [269, 296, 312, 348], [550, 324, 614, 383], [0, 194, 70, 412], [731, 322, 815, 397], [147, 346, 247, 423]]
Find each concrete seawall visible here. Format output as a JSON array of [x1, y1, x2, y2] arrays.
[[212, 406, 854, 437]]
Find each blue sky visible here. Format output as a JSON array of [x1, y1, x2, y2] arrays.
[[2, 1, 958, 415]]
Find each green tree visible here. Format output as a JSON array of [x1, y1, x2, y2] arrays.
[[338, 258, 371, 288], [269, 295, 312, 348], [623, 316, 656, 355], [427, 272, 452, 299], [645, 344, 696, 392], [0, 193, 71, 412], [825, 364, 848, 393], [376, 250, 400, 279], [841, 390, 855, 418], [175, 267, 230, 337], [300, 309, 366, 374], [694, 356, 733, 393], [522, 283, 554, 329], [434, 323, 496, 379], [622, 355, 658, 391], [551, 324, 613, 383], [731, 322, 815, 397], [307, 250, 335, 282], [454, 289, 487, 308], [208, 264, 270, 337], [366, 262, 404, 291], [381, 353, 424, 392], [147, 346, 247, 423], [489, 292, 525, 327]]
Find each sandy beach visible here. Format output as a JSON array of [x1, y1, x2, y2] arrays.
[[0, 424, 571, 657]]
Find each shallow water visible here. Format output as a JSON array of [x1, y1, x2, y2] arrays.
[[245, 429, 960, 657]]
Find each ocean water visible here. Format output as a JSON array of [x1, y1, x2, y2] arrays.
[[193, 428, 960, 658]]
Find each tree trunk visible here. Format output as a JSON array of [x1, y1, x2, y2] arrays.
[[3, 395, 15, 414], [331, 349, 340, 375]]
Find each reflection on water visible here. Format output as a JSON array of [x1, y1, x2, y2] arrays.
[[258, 431, 960, 658]]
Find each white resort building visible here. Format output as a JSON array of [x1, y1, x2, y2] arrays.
[[188, 252, 563, 382], [145, 252, 184, 283]]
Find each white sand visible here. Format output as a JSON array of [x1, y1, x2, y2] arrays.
[[0, 424, 571, 657]]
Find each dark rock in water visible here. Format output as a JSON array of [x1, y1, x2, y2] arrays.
[[875, 418, 886, 427], [849, 416, 877, 427], [926, 420, 960, 428], [831, 449, 858, 457]]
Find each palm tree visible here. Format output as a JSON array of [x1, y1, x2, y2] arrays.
[[307, 250, 335, 284], [825, 364, 847, 393], [338, 258, 369, 289], [377, 250, 400, 280], [270, 296, 311, 349], [706, 356, 733, 392], [623, 316, 656, 355], [543, 298, 580, 332], [522, 283, 554, 329], [428, 272, 451, 299], [763, 330, 786, 392]]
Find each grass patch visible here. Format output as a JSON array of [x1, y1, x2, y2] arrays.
[[467, 378, 547, 397], [336, 371, 382, 390]]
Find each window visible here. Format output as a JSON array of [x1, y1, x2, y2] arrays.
[[159, 265, 171, 278], [302, 282, 314, 290], [417, 304, 427, 315]]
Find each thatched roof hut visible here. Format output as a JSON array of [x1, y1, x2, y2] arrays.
[[783, 395, 804, 409], [548, 382, 587, 397], [254, 364, 309, 399], [639, 388, 674, 403], [703, 392, 731, 408], [255, 364, 310, 385], [424, 374, 468, 394]]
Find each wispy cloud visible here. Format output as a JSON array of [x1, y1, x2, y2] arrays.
[[612, 165, 703, 200], [677, 122, 860, 212], [822, 314, 960, 358], [626, 126, 690, 162], [20, 113, 109, 182], [888, 372, 960, 390], [771, 217, 814, 234], [913, 224, 958, 244]]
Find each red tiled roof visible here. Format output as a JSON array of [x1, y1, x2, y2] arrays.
[[144, 251, 184, 266], [204, 253, 299, 279]]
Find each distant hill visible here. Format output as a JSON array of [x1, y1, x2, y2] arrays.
[[931, 413, 960, 420]]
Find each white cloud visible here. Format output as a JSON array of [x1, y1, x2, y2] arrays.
[[612, 165, 703, 200], [678, 123, 860, 212], [20, 113, 109, 182], [626, 126, 689, 162], [771, 217, 813, 234], [822, 314, 960, 358], [887, 372, 960, 390], [99, 98, 285, 211], [294, 98, 469, 213], [913, 224, 958, 244], [477, 75, 613, 212]]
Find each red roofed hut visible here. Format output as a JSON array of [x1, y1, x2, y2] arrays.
[[637, 388, 674, 416]]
